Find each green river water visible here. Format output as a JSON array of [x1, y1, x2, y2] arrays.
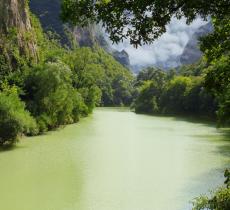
[[0, 108, 229, 210]]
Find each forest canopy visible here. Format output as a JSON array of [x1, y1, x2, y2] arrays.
[[61, 0, 230, 46]]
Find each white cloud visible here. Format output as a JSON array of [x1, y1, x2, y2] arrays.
[[106, 17, 207, 69]]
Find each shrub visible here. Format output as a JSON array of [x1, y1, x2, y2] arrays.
[[0, 86, 38, 147], [24, 61, 91, 132], [192, 169, 230, 210]]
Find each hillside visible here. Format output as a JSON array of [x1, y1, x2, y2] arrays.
[[29, 0, 130, 67], [0, 0, 38, 70]]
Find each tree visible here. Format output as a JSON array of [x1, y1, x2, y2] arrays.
[[133, 67, 217, 117], [63, 47, 134, 106], [134, 81, 161, 114], [200, 16, 230, 63], [136, 67, 167, 87], [204, 55, 230, 126], [161, 76, 192, 114], [192, 169, 230, 210], [112, 74, 134, 106], [198, 16, 230, 125], [0, 84, 38, 147], [199, 15, 229, 126], [24, 61, 85, 131], [61, 0, 230, 46]]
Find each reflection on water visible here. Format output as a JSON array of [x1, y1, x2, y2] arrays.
[[0, 108, 229, 210]]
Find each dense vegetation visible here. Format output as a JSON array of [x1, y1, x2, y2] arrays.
[[200, 16, 230, 126], [132, 62, 217, 119], [192, 169, 230, 210], [132, 15, 230, 127], [0, 83, 38, 147], [133, 56, 229, 125], [0, 11, 134, 147]]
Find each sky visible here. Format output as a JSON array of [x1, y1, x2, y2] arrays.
[[106, 17, 208, 70]]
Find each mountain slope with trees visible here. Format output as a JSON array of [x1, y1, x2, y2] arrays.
[[0, 0, 134, 147], [29, 0, 131, 67]]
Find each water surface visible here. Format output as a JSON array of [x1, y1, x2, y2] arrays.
[[0, 108, 229, 210]]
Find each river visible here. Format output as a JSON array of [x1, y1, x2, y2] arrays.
[[0, 108, 229, 210]]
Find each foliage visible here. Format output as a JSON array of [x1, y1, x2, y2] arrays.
[[0, 54, 9, 80], [61, 0, 230, 46], [177, 59, 208, 77], [23, 61, 88, 132], [62, 47, 134, 106], [0, 84, 38, 147], [136, 67, 167, 87], [162, 76, 193, 114], [200, 16, 230, 63], [204, 55, 230, 126], [133, 66, 217, 117], [0, 28, 27, 74], [134, 81, 160, 114], [199, 17, 230, 126], [192, 169, 230, 210]]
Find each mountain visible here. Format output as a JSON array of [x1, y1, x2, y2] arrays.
[[148, 21, 213, 70], [0, 0, 38, 68], [29, 0, 130, 67], [180, 22, 213, 65], [29, 0, 71, 45]]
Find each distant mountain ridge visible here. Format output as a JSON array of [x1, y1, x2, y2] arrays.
[[144, 21, 213, 70], [180, 22, 213, 65]]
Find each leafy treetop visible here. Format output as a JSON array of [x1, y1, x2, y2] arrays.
[[61, 0, 230, 46]]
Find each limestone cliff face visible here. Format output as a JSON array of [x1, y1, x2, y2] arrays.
[[0, 0, 29, 33], [73, 25, 97, 47], [0, 0, 38, 67], [180, 22, 213, 65], [29, 0, 130, 67]]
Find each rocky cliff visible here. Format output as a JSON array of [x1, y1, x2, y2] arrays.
[[0, 0, 38, 68], [29, 0, 71, 45], [29, 0, 130, 67], [180, 22, 213, 65]]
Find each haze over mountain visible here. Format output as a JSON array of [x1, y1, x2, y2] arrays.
[[106, 18, 212, 72], [180, 21, 213, 65]]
